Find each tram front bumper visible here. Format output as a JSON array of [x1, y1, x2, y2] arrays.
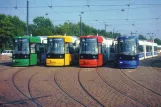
[[118, 60, 138, 68], [46, 59, 65, 66], [12, 59, 29, 66], [79, 59, 98, 67]]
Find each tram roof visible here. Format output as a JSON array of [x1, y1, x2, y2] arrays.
[[116, 36, 138, 39], [80, 35, 104, 43], [48, 35, 74, 42], [14, 36, 41, 43]]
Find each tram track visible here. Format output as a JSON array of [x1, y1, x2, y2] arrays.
[[0, 66, 31, 107], [12, 66, 43, 107], [120, 69, 161, 97], [54, 71, 87, 107], [28, 67, 82, 107], [79, 67, 144, 107], [54, 67, 104, 107], [78, 68, 105, 107], [97, 68, 149, 107]]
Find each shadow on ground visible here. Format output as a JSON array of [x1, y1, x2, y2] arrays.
[[0, 61, 12, 67], [140, 56, 161, 68]]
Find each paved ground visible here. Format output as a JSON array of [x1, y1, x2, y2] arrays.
[[0, 57, 161, 107]]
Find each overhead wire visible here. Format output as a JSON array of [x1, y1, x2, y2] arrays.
[[1, 0, 160, 37], [86, 0, 100, 27], [43, 0, 59, 15], [1, 4, 161, 8], [130, 0, 138, 5]]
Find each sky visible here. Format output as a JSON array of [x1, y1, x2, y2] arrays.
[[0, 0, 161, 39]]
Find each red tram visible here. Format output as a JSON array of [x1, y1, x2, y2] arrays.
[[79, 35, 108, 67]]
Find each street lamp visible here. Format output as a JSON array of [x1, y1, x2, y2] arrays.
[[79, 15, 82, 36], [26, 0, 29, 36], [104, 23, 108, 33], [95, 20, 99, 35], [79, 12, 84, 36]]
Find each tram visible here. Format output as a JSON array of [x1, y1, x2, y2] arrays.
[[46, 35, 79, 66], [144, 41, 153, 58], [115, 36, 139, 68], [153, 43, 158, 57], [79, 35, 110, 67], [138, 40, 146, 60], [12, 36, 44, 66]]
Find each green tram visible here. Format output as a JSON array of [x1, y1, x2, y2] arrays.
[[12, 36, 47, 66]]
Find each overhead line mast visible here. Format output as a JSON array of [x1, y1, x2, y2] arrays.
[[26, 0, 29, 36]]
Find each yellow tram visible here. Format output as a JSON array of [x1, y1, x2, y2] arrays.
[[46, 35, 79, 66]]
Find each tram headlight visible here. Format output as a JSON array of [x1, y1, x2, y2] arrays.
[[47, 55, 50, 58], [119, 57, 122, 59], [24, 55, 29, 59], [93, 55, 97, 59], [132, 57, 135, 59], [80, 55, 83, 58]]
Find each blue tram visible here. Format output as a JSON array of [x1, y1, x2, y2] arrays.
[[115, 36, 139, 68]]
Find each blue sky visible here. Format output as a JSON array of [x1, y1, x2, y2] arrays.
[[0, 0, 161, 39]]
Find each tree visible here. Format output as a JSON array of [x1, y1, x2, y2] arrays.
[[139, 35, 147, 40], [154, 38, 161, 45], [30, 16, 54, 36], [0, 14, 26, 52], [0, 14, 14, 51], [10, 16, 26, 37]]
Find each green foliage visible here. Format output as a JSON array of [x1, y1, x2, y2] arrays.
[[1, 13, 161, 52], [30, 16, 54, 36], [154, 38, 161, 45], [139, 35, 147, 40], [0, 14, 25, 52]]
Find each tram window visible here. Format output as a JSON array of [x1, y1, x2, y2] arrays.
[[102, 45, 106, 53], [35, 43, 40, 53], [41, 44, 47, 53], [68, 43, 74, 53], [30, 43, 36, 53], [98, 43, 102, 54], [110, 44, 115, 53], [146, 46, 150, 52], [138, 45, 144, 53], [150, 46, 152, 51], [65, 43, 69, 53]]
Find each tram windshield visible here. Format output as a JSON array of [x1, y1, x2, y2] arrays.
[[47, 38, 64, 54], [80, 38, 98, 54], [13, 38, 29, 54], [117, 38, 137, 55]]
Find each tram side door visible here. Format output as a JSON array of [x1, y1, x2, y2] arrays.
[[98, 43, 103, 66], [65, 42, 71, 65], [30, 43, 37, 65]]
